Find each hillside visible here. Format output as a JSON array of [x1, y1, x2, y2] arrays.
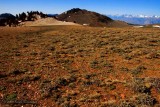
[[20, 17, 80, 26], [0, 9, 130, 27], [0, 13, 16, 26], [57, 8, 129, 27], [0, 13, 15, 19]]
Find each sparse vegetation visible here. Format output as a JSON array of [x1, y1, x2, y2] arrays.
[[4, 92, 17, 101], [135, 94, 157, 106], [0, 26, 159, 106]]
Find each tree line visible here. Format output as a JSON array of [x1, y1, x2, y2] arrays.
[[16, 11, 47, 22], [0, 11, 47, 26]]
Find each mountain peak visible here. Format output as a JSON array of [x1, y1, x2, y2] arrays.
[[68, 8, 83, 12], [62, 8, 90, 15], [57, 8, 116, 27]]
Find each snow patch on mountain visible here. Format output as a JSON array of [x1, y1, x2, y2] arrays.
[[107, 14, 160, 25]]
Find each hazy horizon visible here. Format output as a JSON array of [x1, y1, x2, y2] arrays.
[[0, 0, 160, 16]]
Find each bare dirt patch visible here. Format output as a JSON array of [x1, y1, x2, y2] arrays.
[[20, 18, 80, 26]]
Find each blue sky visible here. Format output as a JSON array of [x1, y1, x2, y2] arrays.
[[0, 0, 160, 16]]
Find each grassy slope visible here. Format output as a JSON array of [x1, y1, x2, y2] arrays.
[[0, 26, 160, 107]]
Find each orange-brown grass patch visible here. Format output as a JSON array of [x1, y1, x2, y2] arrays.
[[0, 26, 160, 106]]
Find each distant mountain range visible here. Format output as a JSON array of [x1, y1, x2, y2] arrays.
[[47, 14, 58, 17], [108, 14, 160, 25]]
